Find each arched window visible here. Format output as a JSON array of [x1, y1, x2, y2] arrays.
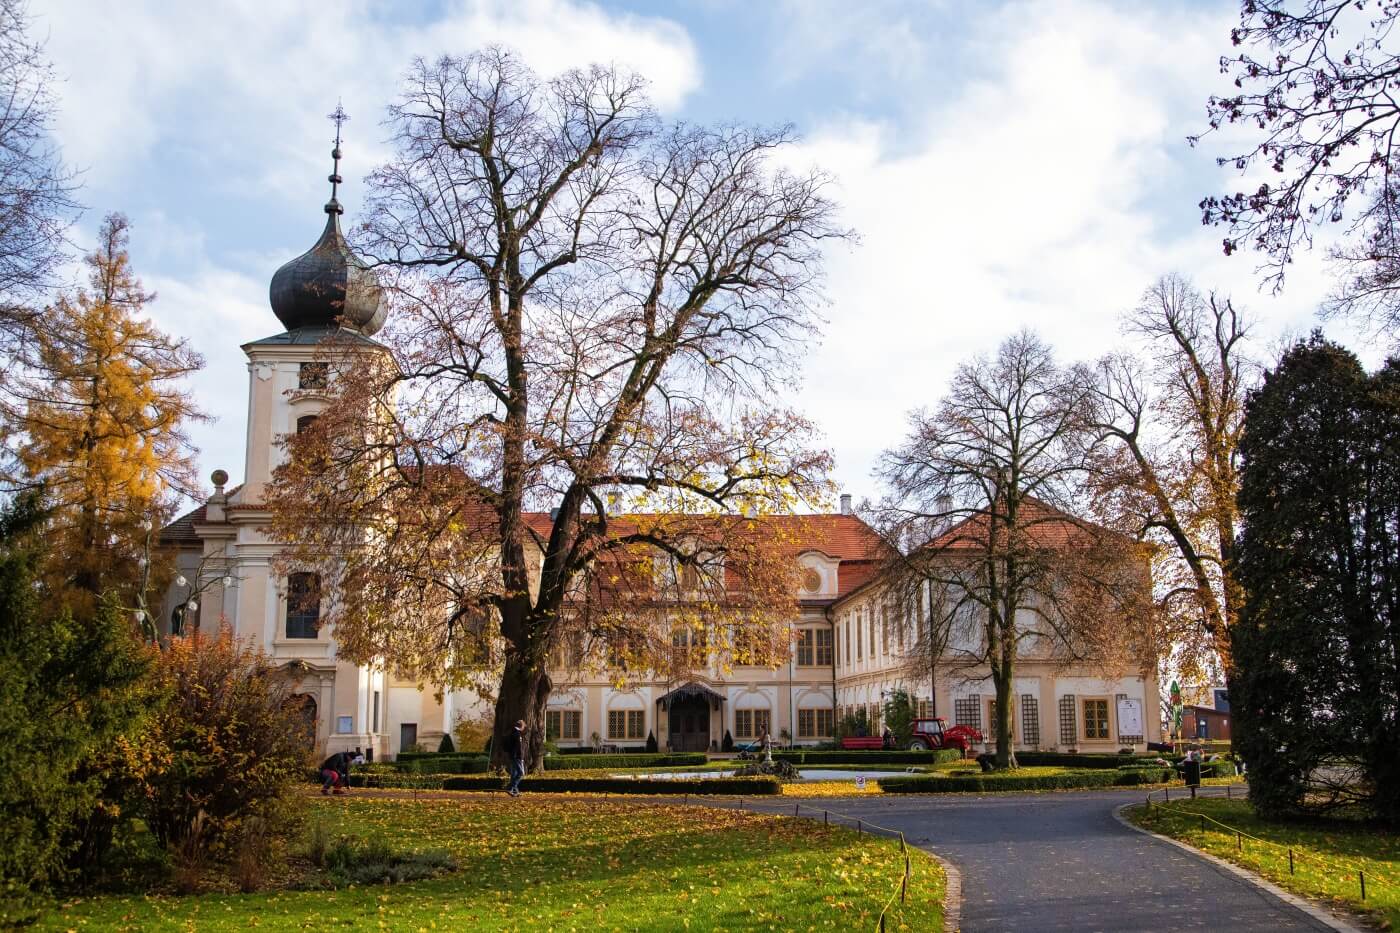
[[286, 572, 321, 638], [295, 414, 319, 434]]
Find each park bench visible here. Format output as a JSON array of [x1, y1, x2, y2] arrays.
[[839, 736, 886, 750]]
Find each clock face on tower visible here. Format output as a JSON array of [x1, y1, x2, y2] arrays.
[[802, 568, 822, 594]]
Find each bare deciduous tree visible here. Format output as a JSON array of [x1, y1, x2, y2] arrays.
[[1085, 275, 1251, 683], [266, 49, 844, 770], [876, 331, 1151, 768], [1196, 1, 1400, 339], [0, 0, 78, 341]]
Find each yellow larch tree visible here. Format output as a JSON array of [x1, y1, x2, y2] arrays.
[[10, 213, 204, 616]]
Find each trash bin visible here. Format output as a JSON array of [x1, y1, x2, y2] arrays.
[[1183, 759, 1201, 788]]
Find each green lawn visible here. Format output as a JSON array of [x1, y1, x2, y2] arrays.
[[1126, 798, 1400, 929], [43, 795, 944, 931]]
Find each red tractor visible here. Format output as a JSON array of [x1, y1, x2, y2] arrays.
[[907, 717, 982, 756]]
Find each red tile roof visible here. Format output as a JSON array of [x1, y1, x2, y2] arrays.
[[164, 493, 887, 604], [923, 498, 1110, 551]]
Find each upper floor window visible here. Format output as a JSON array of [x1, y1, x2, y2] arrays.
[[286, 572, 321, 638], [796, 629, 815, 666], [296, 414, 319, 434], [814, 628, 833, 666], [298, 362, 328, 389]]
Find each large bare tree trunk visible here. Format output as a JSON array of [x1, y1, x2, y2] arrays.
[[491, 652, 552, 772]]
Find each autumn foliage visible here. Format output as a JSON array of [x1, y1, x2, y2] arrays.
[[2, 213, 203, 617], [265, 49, 841, 768], [128, 627, 310, 853]]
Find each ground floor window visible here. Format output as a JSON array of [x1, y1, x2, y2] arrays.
[[1082, 697, 1109, 740], [797, 707, 833, 738], [916, 698, 930, 719], [547, 709, 582, 741], [734, 708, 771, 739], [608, 709, 646, 740]]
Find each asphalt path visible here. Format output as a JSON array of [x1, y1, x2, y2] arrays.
[[715, 789, 1341, 932]]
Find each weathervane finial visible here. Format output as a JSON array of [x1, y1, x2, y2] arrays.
[[325, 100, 349, 216]]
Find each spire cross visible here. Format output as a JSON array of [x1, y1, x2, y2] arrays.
[[325, 101, 349, 215]]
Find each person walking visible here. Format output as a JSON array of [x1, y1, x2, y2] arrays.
[[505, 719, 526, 797]]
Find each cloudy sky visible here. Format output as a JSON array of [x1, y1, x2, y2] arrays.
[[33, 0, 1373, 505]]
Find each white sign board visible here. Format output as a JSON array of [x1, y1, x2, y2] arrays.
[[855, 776, 867, 791], [1116, 697, 1143, 737]]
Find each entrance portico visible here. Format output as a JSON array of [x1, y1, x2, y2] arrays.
[[658, 682, 724, 752]]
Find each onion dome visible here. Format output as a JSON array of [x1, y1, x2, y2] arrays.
[[268, 104, 385, 335]]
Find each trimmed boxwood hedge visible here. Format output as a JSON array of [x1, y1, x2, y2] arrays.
[[878, 767, 1176, 793], [438, 775, 780, 795], [394, 754, 491, 774], [1012, 752, 1139, 769], [348, 773, 449, 789], [771, 749, 963, 766], [542, 753, 708, 771]]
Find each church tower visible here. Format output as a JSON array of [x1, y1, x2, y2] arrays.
[[162, 106, 394, 759]]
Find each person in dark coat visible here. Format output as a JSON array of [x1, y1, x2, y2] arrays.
[[505, 720, 526, 796], [320, 751, 353, 795]]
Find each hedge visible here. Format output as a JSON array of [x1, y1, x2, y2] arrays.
[[542, 753, 708, 771], [879, 767, 1176, 793], [1011, 752, 1141, 769], [348, 773, 449, 790], [438, 775, 781, 795], [392, 754, 490, 774], [771, 749, 963, 766]]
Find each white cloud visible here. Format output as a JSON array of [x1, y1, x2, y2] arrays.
[[784, 0, 1351, 498], [38, 0, 700, 201], [34, 0, 700, 493]]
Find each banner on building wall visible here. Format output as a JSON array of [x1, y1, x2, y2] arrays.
[[1116, 697, 1143, 737]]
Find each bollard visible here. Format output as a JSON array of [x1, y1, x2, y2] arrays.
[[1360, 871, 1367, 901], [684, 793, 689, 807], [1165, 787, 1170, 803], [1226, 784, 1232, 800], [900, 832, 907, 853], [1200, 815, 1206, 831], [1288, 849, 1294, 875], [858, 819, 863, 834], [879, 914, 886, 933], [824, 809, 829, 826], [1146, 795, 1152, 811], [738, 798, 744, 811], [794, 803, 800, 817], [1236, 832, 1243, 851]]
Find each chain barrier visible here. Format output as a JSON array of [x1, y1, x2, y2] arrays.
[[1141, 785, 1394, 904]]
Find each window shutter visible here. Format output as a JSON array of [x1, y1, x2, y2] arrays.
[[1058, 694, 1077, 746]]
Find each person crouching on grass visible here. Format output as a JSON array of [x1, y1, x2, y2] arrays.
[[320, 750, 353, 795], [505, 719, 526, 796]]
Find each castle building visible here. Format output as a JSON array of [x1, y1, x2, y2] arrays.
[[161, 131, 1161, 759]]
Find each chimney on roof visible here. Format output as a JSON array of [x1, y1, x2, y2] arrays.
[[839, 493, 852, 515], [549, 506, 560, 522]]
